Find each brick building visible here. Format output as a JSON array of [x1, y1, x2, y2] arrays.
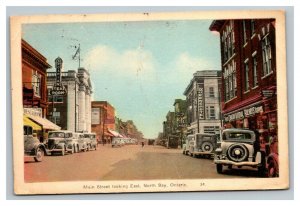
[[91, 101, 116, 144], [22, 39, 51, 117], [22, 39, 61, 140], [209, 19, 277, 135], [183, 70, 222, 134]]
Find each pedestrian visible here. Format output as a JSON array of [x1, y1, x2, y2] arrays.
[[141, 142, 144, 148]]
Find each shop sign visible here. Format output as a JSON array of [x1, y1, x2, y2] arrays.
[[55, 57, 63, 86], [262, 89, 275, 98], [224, 105, 263, 122], [51, 57, 67, 96], [24, 108, 42, 117], [197, 84, 205, 119], [244, 106, 263, 117], [91, 108, 100, 125]]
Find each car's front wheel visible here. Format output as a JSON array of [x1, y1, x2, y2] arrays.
[[34, 147, 44, 162], [216, 164, 223, 174]]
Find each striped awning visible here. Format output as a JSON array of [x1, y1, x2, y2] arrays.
[[26, 114, 61, 130], [23, 115, 42, 130]]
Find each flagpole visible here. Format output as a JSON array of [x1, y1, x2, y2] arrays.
[[78, 43, 81, 69]]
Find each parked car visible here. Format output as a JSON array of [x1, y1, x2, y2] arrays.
[[187, 133, 217, 158], [47, 130, 76, 156], [112, 137, 123, 147], [214, 128, 266, 176], [73, 133, 88, 152], [24, 125, 47, 162], [83, 133, 97, 150]]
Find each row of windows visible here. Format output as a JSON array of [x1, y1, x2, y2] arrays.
[[243, 34, 273, 92], [221, 20, 235, 62], [242, 20, 257, 45]]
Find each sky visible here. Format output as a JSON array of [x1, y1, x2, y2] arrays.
[[22, 20, 221, 139]]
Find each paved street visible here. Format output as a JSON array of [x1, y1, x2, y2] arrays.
[[24, 145, 259, 182]]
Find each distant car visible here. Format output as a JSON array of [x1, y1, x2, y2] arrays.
[[24, 125, 46, 162], [83, 133, 97, 150], [187, 133, 217, 158], [112, 137, 123, 147], [47, 130, 76, 156], [214, 128, 266, 176]]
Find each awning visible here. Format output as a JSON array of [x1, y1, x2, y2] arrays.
[[23, 115, 42, 130], [26, 114, 61, 130], [108, 129, 123, 138]]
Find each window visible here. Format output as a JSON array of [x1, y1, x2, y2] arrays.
[[262, 34, 272, 76], [32, 71, 41, 97], [223, 61, 237, 102], [209, 87, 214, 97], [210, 106, 215, 119], [252, 55, 258, 87], [205, 106, 209, 119], [222, 20, 235, 62], [242, 20, 247, 44], [250, 20, 256, 36], [244, 61, 249, 91]]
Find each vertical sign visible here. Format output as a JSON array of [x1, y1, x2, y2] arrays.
[[55, 57, 63, 87], [197, 83, 205, 119], [91, 108, 100, 125]]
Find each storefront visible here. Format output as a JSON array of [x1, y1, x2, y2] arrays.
[[223, 95, 277, 143], [24, 108, 61, 142]]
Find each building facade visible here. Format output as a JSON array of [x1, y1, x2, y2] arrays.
[[183, 70, 222, 134], [47, 67, 92, 132], [173, 99, 187, 148], [91, 101, 116, 143], [209, 19, 277, 136], [22, 39, 51, 117]]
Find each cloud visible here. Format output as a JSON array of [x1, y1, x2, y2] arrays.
[[84, 45, 156, 78], [165, 52, 217, 87]]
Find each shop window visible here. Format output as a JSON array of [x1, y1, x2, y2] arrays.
[[262, 34, 272, 76]]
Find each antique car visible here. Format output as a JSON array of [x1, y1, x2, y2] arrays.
[[83, 133, 97, 150], [112, 137, 124, 147], [47, 130, 77, 155], [73, 133, 88, 152], [187, 133, 217, 158], [24, 125, 47, 162], [214, 128, 266, 176]]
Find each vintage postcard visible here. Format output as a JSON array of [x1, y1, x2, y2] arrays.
[[10, 10, 289, 195]]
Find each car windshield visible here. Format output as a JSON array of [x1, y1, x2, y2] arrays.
[[223, 132, 252, 141], [49, 132, 65, 138]]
